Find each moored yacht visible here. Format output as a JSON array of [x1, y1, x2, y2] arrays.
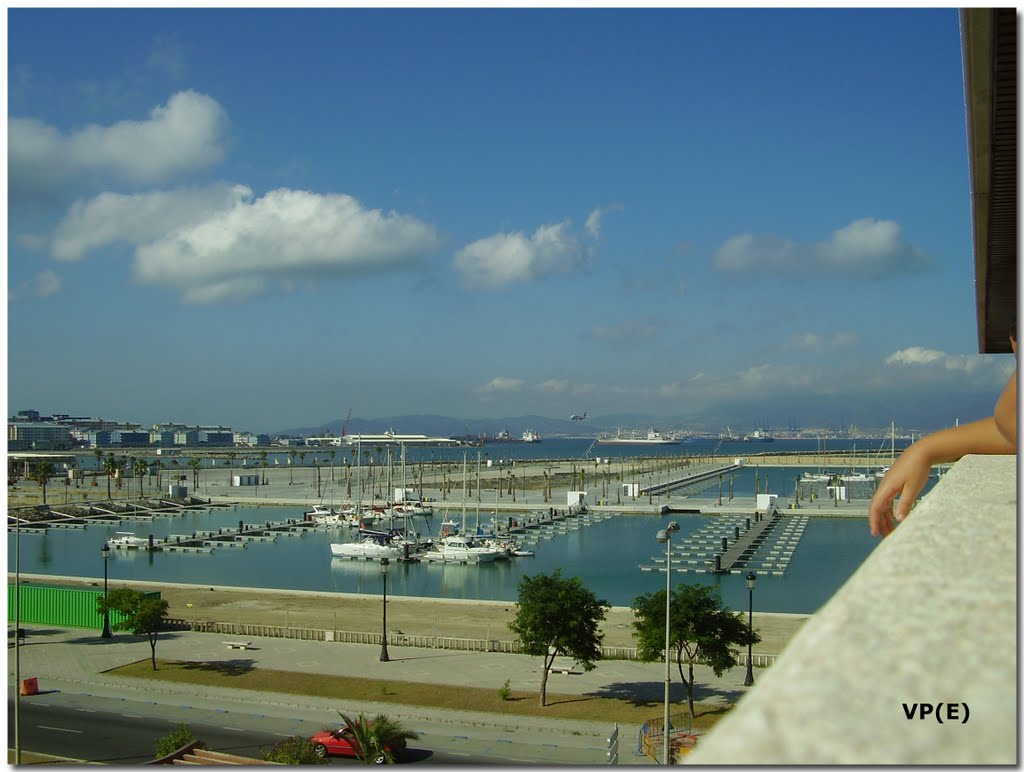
[[107, 532, 150, 549], [330, 530, 403, 560], [432, 534, 501, 563]]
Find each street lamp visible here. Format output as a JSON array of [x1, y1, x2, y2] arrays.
[[655, 521, 680, 765], [379, 557, 390, 662], [744, 571, 757, 686], [101, 543, 112, 638]]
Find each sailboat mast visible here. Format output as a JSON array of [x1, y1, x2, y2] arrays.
[[476, 451, 482, 533]]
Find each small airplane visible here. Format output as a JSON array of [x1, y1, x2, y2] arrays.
[[570, 412, 588, 422]]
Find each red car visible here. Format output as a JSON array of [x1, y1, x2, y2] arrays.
[[309, 725, 406, 763]]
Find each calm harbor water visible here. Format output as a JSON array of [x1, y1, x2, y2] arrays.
[[13, 439, 917, 614]]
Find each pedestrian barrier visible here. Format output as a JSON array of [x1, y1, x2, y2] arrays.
[[166, 617, 778, 666], [20, 676, 38, 696]]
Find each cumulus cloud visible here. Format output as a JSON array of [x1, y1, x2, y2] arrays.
[[884, 346, 1006, 376], [536, 379, 570, 394], [129, 188, 440, 302], [50, 184, 251, 260], [9, 90, 229, 199], [585, 203, 622, 240], [453, 221, 583, 288], [479, 377, 526, 394], [713, 218, 930, 279]]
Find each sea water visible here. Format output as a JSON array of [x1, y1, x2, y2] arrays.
[[13, 439, 910, 614]]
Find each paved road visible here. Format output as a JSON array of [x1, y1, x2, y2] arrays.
[[7, 621, 782, 764]]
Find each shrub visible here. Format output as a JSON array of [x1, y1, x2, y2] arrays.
[[262, 735, 327, 765], [498, 679, 512, 701], [154, 724, 202, 758]]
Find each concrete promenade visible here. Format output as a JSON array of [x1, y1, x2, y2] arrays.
[[7, 618, 800, 765]]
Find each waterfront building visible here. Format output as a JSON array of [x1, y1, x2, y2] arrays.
[[7, 422, 74, 451]]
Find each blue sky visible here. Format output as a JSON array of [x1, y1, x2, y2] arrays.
[[6, 7, 1015, 435]]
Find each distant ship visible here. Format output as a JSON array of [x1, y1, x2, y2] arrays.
[[521, 430, 541, 443], [597, 428, 679, 446], [741, 429, 776, 443], [482, 430, 519, 444]]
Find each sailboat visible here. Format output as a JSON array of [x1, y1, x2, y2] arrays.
[[330, 438, 402, 559], [426, 451, 500, 563]]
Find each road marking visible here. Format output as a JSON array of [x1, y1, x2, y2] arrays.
[[75, 708, 97, 713], [122, 714, 143, 719], [38, 725, 83, 734], [221, 726, 246, 732], [273, 733, 293, 738]]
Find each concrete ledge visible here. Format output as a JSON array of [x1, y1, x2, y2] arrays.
[[685, 455, 1017, 765]]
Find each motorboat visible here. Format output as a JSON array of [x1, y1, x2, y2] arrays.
[[107, 532, 150, 549], [388, 500, 434, 518], [432, 535, 501, 563], [306, 505, 347, 525], [330, 531, 403, 560]]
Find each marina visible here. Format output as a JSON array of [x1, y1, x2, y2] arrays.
[[7, 439, 927, 614]]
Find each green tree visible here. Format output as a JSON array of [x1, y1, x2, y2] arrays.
[[632, 583, 761, 720], [507, 569, 609, 706], [155, 724, 202, 758], [134, 459, 148, 497], [96, 587, 170, 670], [102, 454, 119, 499], [31, 461, 56, 504], [335, 711, 419, 764], [263, 735, 327, 765], [188, 458, 201, 491]]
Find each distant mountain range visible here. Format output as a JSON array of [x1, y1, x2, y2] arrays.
[[276, 413, 687, 439]]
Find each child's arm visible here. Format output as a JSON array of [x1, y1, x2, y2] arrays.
[[868, 369, 1017, 537]]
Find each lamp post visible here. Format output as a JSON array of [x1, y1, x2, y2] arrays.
[[379, 557, 390, 662], [655, 521, 679, 765], [101, 543, 112, 638], [744, 571, 757, 686]]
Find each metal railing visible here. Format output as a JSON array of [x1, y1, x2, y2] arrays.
[[165, 617, 778, 666]]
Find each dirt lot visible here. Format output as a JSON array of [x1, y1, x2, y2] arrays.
[[16, 576, 807, 654]]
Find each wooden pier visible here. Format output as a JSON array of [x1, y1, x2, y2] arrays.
[[713, 510, 779, 573]]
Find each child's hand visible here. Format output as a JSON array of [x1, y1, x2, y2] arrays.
[[868, 447, 933, 537]]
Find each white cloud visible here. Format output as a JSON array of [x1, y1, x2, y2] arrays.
[[713, 218, 930, 279], [33, 270, 62, 297], [453, 221, 583, 288], [50, 184, 250, 261], [479, 377, 526, 394], [132, 188, 441, 301], [585, 204, 621, 240], [9, 90, 229, 198], [884, 346, 1006, 377], [536, 379, 569, 394]]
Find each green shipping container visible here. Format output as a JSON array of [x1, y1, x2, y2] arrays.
[[8, 583, 161, 630]]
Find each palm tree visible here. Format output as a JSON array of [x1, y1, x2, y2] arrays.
[[134, 459, 148, 498], [188, 459, 201, 491], [329, 450, 337, 482], [335, 712, 419, 764], [102, 454, 119, 499], [32, 461, 56, 504]]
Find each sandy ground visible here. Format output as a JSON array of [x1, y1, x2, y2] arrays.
[[17, 575, 807, 656]]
